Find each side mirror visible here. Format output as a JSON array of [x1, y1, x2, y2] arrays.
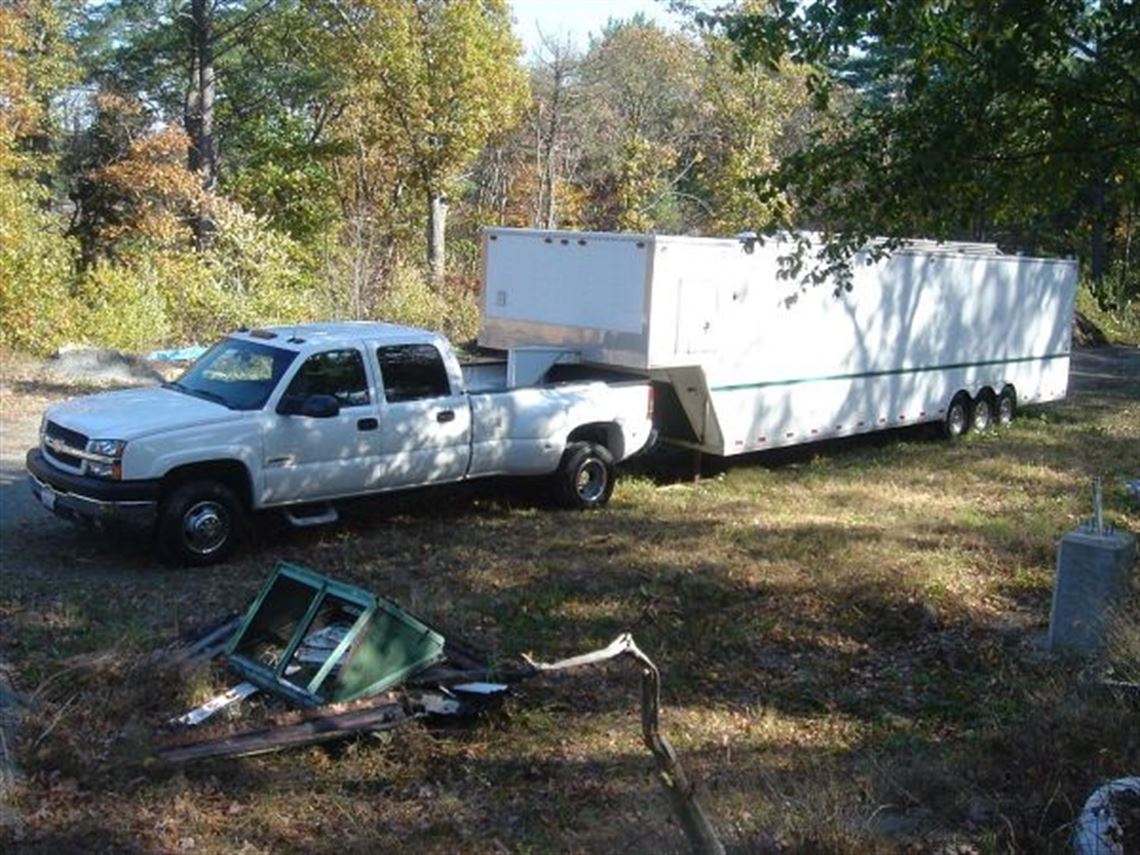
[[277, 394, 303, 415], [300, 394, 340, 418]]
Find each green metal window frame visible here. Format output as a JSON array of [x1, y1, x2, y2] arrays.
[[226, 562, 446, 707]]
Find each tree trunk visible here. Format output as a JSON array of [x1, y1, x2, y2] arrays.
[[427, 191, 448, 288], [537, 53, 572, 230], [189, 0, 217, 249], [1090, 177, 1107, 292]]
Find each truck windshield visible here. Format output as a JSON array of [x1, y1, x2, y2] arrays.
[[169, 338, 298, 410]]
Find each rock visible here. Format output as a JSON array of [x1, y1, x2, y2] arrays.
[[49, 345, 164, 386]]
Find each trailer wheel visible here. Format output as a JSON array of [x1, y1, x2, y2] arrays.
[[996, 386, 1016, 426], [555, 442, 616, 509], [942, 393, 970, 441], [972, 391, 995, 433], [157, 479, 247, 566]]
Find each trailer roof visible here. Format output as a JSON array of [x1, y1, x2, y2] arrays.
[[483, 227, 1073, 264]]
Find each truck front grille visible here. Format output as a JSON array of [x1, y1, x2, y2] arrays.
[[43, 421, 88, 469]]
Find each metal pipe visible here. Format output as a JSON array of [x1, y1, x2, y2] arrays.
[[1093, 477, 1104, 535]]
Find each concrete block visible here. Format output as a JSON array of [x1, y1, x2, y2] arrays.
[[1048, 527, 1136, 653]]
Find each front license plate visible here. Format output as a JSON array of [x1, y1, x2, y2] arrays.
[[39, 484, 56, 511]]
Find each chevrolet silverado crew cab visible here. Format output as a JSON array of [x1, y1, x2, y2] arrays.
[[27, 323, 655, 565]]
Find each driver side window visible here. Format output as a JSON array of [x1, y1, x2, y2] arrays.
[[284, 349, 370, 407]]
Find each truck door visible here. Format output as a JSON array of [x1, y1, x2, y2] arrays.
[[262, 347, 380, 503], [375, 343, 472, 487]]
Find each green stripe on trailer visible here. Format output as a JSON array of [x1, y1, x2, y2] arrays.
[[710, 352, 1070, 393]]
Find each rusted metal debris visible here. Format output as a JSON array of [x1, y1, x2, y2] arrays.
[[159, 562, 498, 758], [158, 562, 723, 854]]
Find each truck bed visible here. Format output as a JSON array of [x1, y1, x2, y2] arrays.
[[460, 356, 642, 393]]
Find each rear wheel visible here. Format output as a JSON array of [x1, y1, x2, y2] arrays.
[[972, 392, 995, 433], [997, 386, 1016, 426], [157, 479, 247, 566], [942, 393, 970, 441], [554, 442, 616, 509]]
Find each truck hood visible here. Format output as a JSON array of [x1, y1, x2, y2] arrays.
[[45, 386, 243, 440]]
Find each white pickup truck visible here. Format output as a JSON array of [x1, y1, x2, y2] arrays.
[[27, 322, 655, 565]]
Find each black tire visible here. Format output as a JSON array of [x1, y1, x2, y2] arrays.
[[996, 386, 1016, 427], [972, 392, 995, 433], [942, 392, 970, 441], [157, 479, 247, 566], [554, 441, 616, 509]]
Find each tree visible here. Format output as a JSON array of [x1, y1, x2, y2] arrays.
[[0, 1, 79, 353], [330, 0, 528, 286], [578, 17, 702, 231], [77, 0, 339, 247], [531, 33, 581, 229], [708, 0, 1140, 298], [691, 9, 814, 236]]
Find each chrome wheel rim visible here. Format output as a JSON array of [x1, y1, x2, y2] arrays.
[[998, 397, 1013, 424], [974, 401, 992, 432], [948, 404, 966, 436], [183, 500, 230, 556], [575, 459, 607, 503]]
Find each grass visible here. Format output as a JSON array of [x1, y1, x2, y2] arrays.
[[1074, 287, 1140, 346], [1, 356, 1138, 854]]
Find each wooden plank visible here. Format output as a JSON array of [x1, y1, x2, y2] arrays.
[[158, 701, 413, 763]]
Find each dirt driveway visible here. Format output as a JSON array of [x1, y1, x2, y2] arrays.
[[1, 346, 1137, 576]]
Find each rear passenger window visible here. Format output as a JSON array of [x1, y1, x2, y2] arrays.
[[284, 349, 370, 407], [377, 344, 451, 402]]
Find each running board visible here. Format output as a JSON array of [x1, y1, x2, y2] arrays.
[[283, 504, 339, 527]]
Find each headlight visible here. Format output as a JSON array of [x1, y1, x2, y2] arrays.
[[85, 439, 126, 479], [88, 439, 127, 458]]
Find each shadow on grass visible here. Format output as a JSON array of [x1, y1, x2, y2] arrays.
[[7, 352, 1137, 854]]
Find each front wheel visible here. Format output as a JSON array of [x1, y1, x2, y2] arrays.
[[157, 480, 248, 566], [554, 442, 616, 509]]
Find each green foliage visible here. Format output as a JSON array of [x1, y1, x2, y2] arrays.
[[0, 166, 77, 354], [1075, 284, 1140, 347], [348, 0, 528, 200], [224, 121, 341, 244], [578, 18, 700, 230], [694, 18, 814, 235], [0, 0, 76, 143], [372, 263, 480, 344], [63, 199, 329, 353], [73, 258, 169, 352], [0, 1, 80, 354], [714, 0, 1140, 280], [330, 0, 528, 276]]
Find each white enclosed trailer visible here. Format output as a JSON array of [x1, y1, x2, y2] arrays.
[[479, 228, 1078, 455]]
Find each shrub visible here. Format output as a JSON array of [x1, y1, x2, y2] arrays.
[[67, 200, 329, 352], [73, 259, 169, 352], [1075, 283, 1140, 347], [372, 262, 480, 343], [0, 160, 77, 354]]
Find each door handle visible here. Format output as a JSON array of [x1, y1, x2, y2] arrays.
[[357, 417, 378, 431], [436, 410, 455, 423]]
